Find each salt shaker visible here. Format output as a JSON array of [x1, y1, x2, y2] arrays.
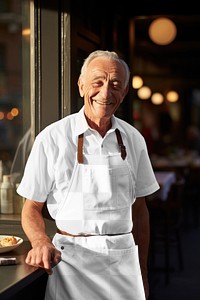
[[0, 175, 14, 214]]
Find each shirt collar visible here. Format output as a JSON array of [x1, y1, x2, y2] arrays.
[[74, 105, 126, 136], [74, 106, 89, 136]]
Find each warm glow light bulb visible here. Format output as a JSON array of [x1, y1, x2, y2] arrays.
[[151, 93, 164, 105], [137, 86, 151, 99], [149, 17, 177, 45], [11, 107, 19, 117], [0, 112, 4, 120], [132, 76, 143, 89], [166, 90, 179, 102], [22, 28, 31, 36]]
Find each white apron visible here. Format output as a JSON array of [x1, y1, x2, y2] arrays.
[[45, 129, 146, 300]]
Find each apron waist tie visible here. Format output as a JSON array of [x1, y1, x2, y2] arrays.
[[57, 228, 94, 237], [57, 228, 131, 237]]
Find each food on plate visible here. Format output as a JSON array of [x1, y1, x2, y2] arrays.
[[0, 236, 18, 247]]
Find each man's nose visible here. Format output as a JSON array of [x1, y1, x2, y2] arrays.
[[100, 83, 112, 98]]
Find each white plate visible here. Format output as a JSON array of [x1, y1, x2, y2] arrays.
[[0, 235, 23, 254]]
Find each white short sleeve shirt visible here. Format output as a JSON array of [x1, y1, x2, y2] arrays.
[[17, 106, 159, 219]]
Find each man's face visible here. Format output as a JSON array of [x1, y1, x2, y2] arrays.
[[78, 57, 128, 122]]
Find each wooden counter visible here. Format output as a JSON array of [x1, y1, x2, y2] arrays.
[[0, 240, 48, 300], [0, 216, 56, 300]]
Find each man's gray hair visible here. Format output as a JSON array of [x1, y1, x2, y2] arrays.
[[79, 50, 130, 88]]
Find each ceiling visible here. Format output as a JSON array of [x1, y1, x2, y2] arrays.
[[132, 14, 200, 93], [22, 0, 200, 97], [110, 1, 200, 95]]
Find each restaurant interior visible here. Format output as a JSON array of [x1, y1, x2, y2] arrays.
[[0, 0, 200, 299]]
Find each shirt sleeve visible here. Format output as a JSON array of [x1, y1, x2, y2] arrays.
[[135, 143, 160, 198], [17, 134, 54, 202]]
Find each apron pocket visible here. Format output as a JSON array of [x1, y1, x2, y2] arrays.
[[109, 246, 141, 276], [83, 165, 132, 210], [49, 236, 145, 300]]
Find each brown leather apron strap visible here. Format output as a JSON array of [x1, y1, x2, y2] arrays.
[[77, 133, 84, 164], [115, 128, 127, 160], [57, 228, 94, 237], [78, 129, 126, 163]]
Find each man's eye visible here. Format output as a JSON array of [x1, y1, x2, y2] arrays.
[[93, 81, 102, 87], [112, 83, 121, 90]]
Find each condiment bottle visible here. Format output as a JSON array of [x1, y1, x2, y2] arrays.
[[0, 160, 2, 182], [14, 183, 24, 214], [0, 160, 2, 213], [0, 175, 14, 214]]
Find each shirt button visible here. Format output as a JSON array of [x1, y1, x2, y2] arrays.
[[61, 246, 64, 250]]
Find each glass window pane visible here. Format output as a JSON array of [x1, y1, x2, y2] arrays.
[[0, 0, 31, 214]]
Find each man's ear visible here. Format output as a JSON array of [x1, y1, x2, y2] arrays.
[[78, 78, 84, 97]]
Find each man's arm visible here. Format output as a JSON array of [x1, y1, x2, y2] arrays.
[[21, 199, 61, 274], [132, 196, 150, 300]]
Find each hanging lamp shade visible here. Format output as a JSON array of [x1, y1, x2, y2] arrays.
[[149, 17, 177, 45]]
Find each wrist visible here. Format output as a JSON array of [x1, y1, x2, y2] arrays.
[[31, 236, 51, 247]]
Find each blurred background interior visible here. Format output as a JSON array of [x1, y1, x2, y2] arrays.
[[0, 1, 200, 299]]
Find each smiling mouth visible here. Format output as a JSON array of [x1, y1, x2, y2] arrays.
[[94, 100, 112, 105]]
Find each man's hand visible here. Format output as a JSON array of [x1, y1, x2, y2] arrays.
[[25, 239, 61, 275], [21, 200, 61, 275]]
